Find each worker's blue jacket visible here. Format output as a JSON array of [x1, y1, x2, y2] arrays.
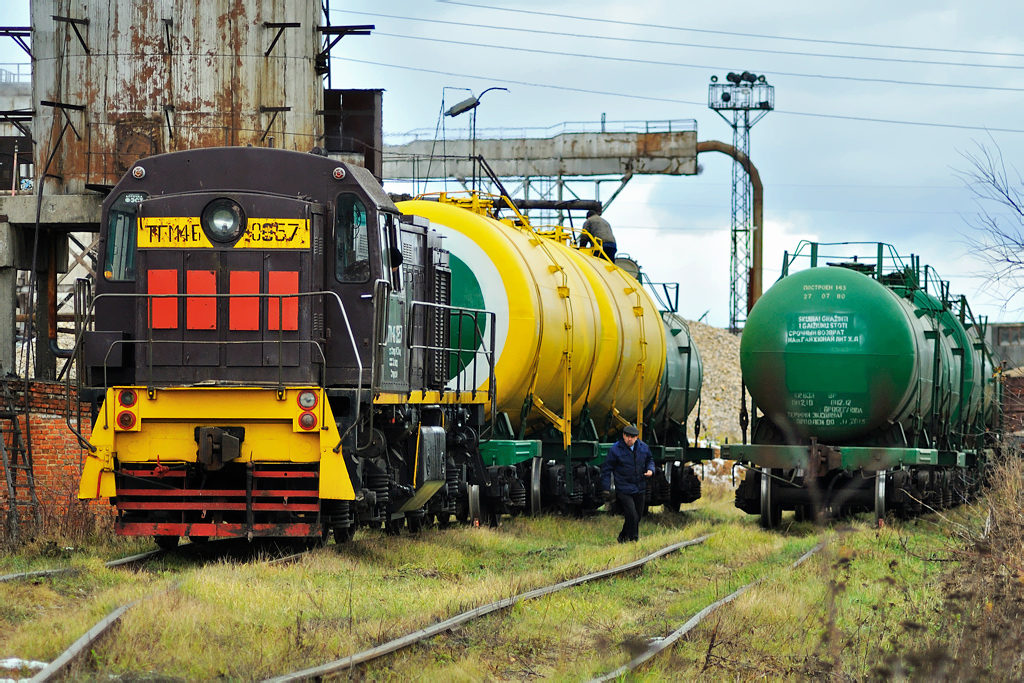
[[600, 438, 655, 495]]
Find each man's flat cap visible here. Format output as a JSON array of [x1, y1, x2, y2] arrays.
[[623, 425, 640, 436]]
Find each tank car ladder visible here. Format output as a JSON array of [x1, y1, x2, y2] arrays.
[[1, 376, 41, 543]]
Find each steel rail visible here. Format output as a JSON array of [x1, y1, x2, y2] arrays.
[[0, 535, 265, 583], [28, 601, 135, 682], [262, 534, 713, 682], [589, 540, 827, 682], [0, 548, 164, 583]]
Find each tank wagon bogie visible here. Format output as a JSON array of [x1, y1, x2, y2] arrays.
[[726, 241, 999, 528], [72, 147, 708, 546]]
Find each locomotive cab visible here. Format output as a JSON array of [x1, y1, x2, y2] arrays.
[[76, 147, 459, 544]]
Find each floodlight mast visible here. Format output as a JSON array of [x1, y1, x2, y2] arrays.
[[708, 71, 774, 334], [445, 87, 508, 191]]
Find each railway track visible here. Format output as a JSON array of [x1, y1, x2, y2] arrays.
[[589, 540, 827, 681], [0, 549, 164, 583], [0, 536, 312, 583], [261, 534, 713, 683], [19, 541, 318, 682]]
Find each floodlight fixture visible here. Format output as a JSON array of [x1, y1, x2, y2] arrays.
[[445, 96, 479, 118]]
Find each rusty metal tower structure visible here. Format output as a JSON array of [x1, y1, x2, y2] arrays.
[[709, 72, 773, 333]]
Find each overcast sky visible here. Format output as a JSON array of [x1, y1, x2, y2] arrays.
[[3, 1, 1024, 328]]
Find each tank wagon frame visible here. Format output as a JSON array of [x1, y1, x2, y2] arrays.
[[68, 147, 710, 546], [726, 241, 1001, 528]]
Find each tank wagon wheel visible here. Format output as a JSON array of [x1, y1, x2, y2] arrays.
[[154, 535, 179, 551], [384, 520, 403, 536], [759, 468, 781, 529], [875, 469, 887, 524], [468, 484, 483, 526], [662, 501, 681, 513], [530, 456, 543, 516]]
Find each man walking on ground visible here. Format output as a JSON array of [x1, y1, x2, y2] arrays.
[[600, 424, 654, 543]]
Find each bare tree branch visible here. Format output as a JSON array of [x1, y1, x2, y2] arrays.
[[956, 138, 1024, 312]]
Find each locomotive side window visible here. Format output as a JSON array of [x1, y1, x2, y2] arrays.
[[104, 191, 147, 281], [335, 193, 370, 283], [380, 213, 403, 291]]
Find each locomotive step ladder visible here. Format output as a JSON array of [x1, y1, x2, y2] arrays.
[[1, 377, 40, 542]]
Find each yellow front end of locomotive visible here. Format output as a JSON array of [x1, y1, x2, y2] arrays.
[[78, 387, 354, 501]]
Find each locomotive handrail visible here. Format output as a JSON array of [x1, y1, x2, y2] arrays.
[[408, 300, 498, 436], [64, 290, 362, 455]]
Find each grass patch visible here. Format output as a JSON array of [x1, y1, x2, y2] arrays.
[[1, 480, 1021, 680]]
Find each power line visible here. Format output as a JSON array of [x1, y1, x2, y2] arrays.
[[337, 10, 1024, 72], [437, 1, 1024, 60], [374, 32, 1024, 95], [335, 57, 1024, 134]]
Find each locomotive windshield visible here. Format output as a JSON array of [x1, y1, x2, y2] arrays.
[[335, 192, 370, 283], [104, 191, 147, 281]]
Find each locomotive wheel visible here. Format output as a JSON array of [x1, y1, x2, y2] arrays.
[[530, 456, 543, 516], [333, 525, 354, 544], [663, 500, 681, 513], [759, 469, 781, 529], [385, 519, 403, 536], [407, 514, 425, 534], [875, 469, 887, 524], [468, 484, 482, 525], [154, 535, 179, 551], [434, 512, 452, 529], [305, 528, 330, 550]]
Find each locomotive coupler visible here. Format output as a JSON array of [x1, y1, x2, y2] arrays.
[[194, 426, 245, 471]]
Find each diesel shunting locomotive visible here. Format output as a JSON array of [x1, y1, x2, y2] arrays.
[[72, 146, 708, 547]]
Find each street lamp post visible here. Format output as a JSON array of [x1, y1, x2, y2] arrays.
[[445, 87, 508, 191]]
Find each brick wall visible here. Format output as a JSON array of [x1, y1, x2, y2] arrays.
[[1, 380, 112, 541], [1005, 374, 1024, 435]]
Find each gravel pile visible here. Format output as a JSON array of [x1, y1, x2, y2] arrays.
[[684, 319, 743, 446]]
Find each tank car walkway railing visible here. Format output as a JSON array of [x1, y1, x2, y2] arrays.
[[64, 290, 361, 454]]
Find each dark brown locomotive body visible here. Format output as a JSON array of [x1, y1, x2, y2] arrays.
[[76, 147, 483, 544]]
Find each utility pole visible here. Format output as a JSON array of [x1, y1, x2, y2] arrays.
[[709, 72, 774, 333]]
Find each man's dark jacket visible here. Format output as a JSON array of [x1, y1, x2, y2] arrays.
[[601, 438, 655, 494]]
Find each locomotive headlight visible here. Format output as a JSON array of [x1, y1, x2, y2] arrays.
[[298, 411, 318, 430], [201, 198, 245, 243], [118, 389, 137, 407], [297, 391, 318, 410]]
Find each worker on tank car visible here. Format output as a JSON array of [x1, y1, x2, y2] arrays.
[[579, 209, 617, 260], [600, 424, 654, 543]]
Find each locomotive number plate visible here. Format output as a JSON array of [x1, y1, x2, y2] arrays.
[[236, 220, 310, 248], [138, 218, 310, 249]]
